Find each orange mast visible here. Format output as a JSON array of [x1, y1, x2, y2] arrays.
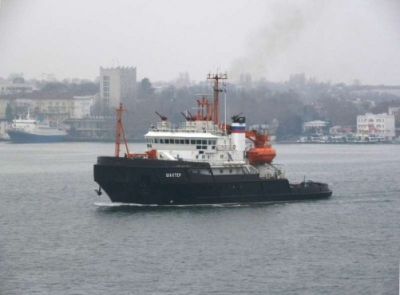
[[115, 103, 130, 157], [207, 73, 227, 125]]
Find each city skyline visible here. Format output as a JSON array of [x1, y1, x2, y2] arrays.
[[0, 0, 399, 84]]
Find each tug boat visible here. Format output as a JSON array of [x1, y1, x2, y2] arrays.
[[94, 74, 332, 205]]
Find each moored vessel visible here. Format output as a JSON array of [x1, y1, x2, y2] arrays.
[[94, 74, 332, 205], [7, 113, 67, 143]]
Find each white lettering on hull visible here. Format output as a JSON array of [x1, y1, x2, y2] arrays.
[[166, 172, 181, 178]]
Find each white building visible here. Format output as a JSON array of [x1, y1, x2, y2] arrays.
[[71, 95, 95, 119], [99, 66, 137, 108], [303, 120, 329, 134], [357, 113, 395, 140]]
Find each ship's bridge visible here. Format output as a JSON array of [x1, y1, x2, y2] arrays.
[[144, 129, 242, 163]]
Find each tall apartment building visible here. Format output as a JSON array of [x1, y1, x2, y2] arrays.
[[357, 113, 395, 140], [99, 66, 137, 108]]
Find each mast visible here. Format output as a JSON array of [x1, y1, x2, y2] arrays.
[[207, 73, 227, 125], [224, 85, 227, 134], [115, 103, 129, 157]]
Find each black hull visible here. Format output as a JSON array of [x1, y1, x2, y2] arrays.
[[94, 157, 332, 205]]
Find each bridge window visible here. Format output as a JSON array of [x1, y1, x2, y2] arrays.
[[185, 139, 189, 144], [191, 140, 196, 144], [165, 139, 170, 144]]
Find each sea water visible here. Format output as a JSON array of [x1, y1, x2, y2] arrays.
[[0, 142, 399, 294]]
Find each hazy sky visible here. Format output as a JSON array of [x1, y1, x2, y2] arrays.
[[0, 0, 399, 84]]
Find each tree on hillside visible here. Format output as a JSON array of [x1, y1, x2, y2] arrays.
[[138, 78, 154, 99]]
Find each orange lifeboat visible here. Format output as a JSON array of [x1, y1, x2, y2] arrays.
[[245, 130, 276, 165], [247, 147, 276, 165]]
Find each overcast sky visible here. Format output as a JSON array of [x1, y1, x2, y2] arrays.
[[0, 0, 399, 84]]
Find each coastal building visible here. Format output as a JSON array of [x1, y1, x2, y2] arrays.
[[2, 96, 74, 123], [388, 106, 400, 137], [31, 97, 73, 122], [99, 66, 137, 108], [357, 113, 395, 140], [329, 125, 353, 135], [64, 116, 114, 141], [0, 79, 33, 95], [71, 95, 95, 119], [388, 107, 400, 122], [303, 120, 330, 135]]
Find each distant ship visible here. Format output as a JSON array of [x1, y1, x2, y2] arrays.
[[7, 113, 67, 143], [94, 74, 332, 205]]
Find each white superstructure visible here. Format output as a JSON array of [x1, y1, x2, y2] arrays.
[[145, 119, 244, 164], [8, 112, 67, 136]]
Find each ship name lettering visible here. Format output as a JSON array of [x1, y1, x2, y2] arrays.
[[166, 172, 181, 178]]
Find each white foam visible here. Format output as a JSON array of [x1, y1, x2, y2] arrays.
[[94, 201, 250, 208], [94, 202, 159, 207]]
